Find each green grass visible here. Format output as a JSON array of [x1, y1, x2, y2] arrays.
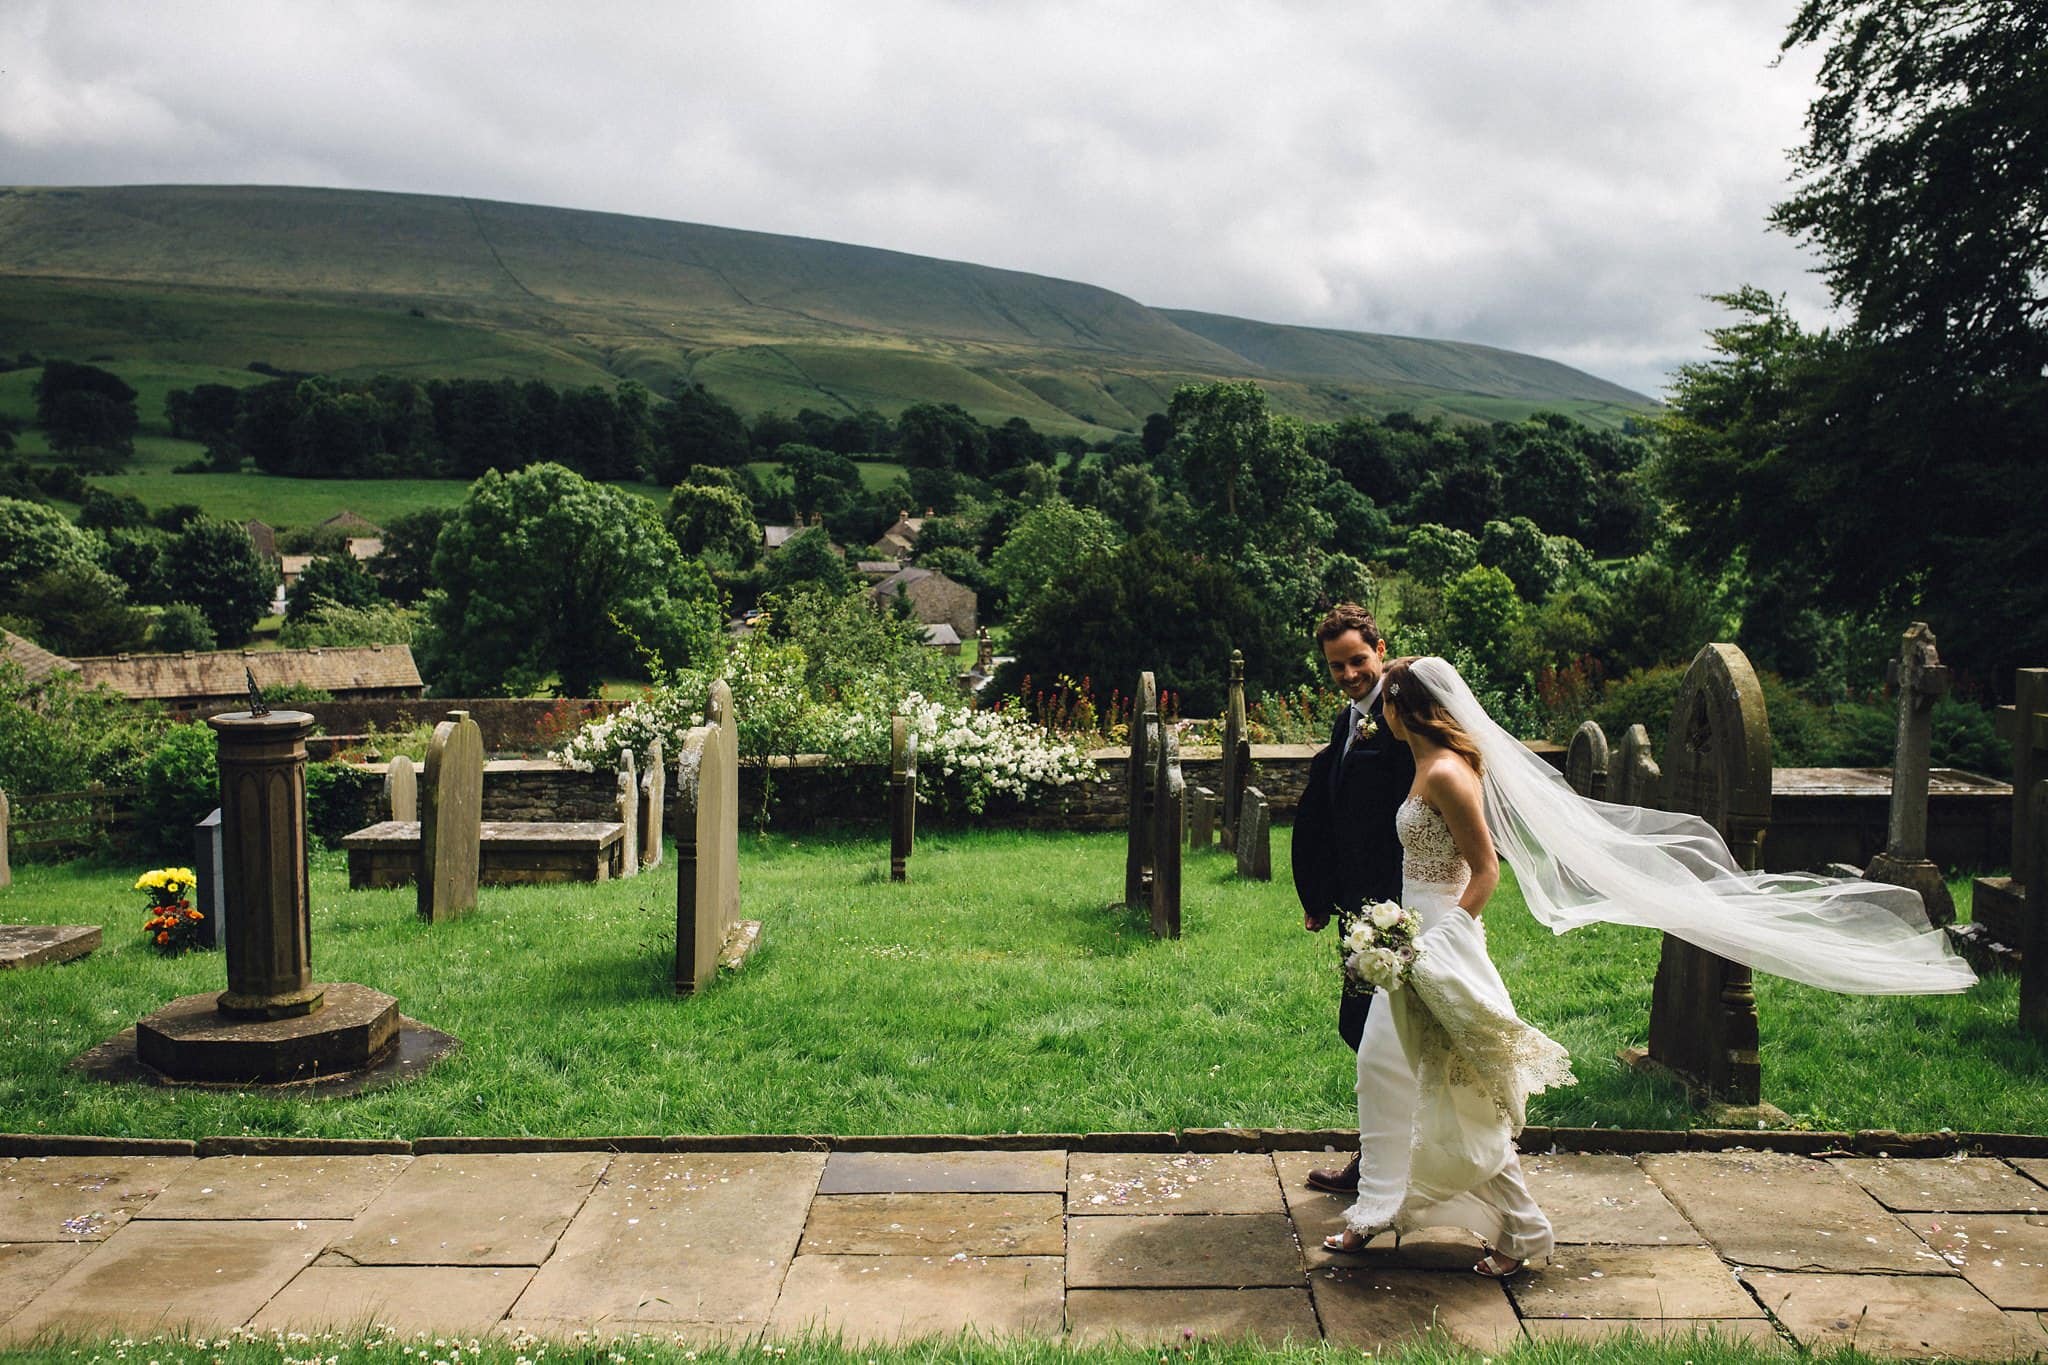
[[0, 833, 2030, 1141], [743, 459, 911, 495]]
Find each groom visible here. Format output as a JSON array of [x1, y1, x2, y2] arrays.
[[1290, 603, 1413, 1194]]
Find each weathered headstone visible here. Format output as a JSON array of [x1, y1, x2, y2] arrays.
[[889, 714, 917, 883], [0, 786, 9, 889], [1612, 723, 1663, 808], [616, 748, 640, 877], [1150, 720, 1185, 937], [2023, 781, 2048, 1036], [1124, 671, 1158, 908], [640, 738, 665, 870], [1863, 622, 1955, 926], [1187, 784, 1217, 850], [385, 755, 417, 823], [1974, 668, 2048, 953], [1638, 644, 1771, 1109], [1566, 720, 1610, 801], [1220, 651, 1248, 850], [193, 808, 225, 950], [1235, 786, 1272, 881], [418, 710, 484, 923], [674, 695, 752, 993], [706, 680, 741, 927]]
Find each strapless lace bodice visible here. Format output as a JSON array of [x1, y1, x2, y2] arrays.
[[1397, 795, 1469, 888]]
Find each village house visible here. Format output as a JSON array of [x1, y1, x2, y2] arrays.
[[867, 565, 977, 644]]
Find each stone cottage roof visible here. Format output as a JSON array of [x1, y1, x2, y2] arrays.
[[0, 630, 82, 686], [70, 644, 424, 702], [317, 510, 385, 536]]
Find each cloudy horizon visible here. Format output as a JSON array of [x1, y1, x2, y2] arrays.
[[0, 1, 1836, 399]]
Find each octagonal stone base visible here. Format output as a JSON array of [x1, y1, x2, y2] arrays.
[[135, 982, 397, 1085]]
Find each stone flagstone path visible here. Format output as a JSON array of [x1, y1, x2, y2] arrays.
[[5, 1145, 2048, 1356]]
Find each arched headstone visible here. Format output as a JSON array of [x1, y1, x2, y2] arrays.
[[1124, 671, 1158, 908], [1612, 724, 1662, 808], [385, 756, 417, 823], [890, 714, 917, 882], [674, 689, 752, 994], [419, 710, 484, 923], [1566, 721, 1610, 801], [1220, 651, 1248, 850], [1642, 645, 1770, 1107]]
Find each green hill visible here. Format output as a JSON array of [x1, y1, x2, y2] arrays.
[[0, 184, 1655, 434]]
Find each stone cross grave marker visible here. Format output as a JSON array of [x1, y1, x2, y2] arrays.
[[0, 786, 9, 889], [616, 747, 640, 876], [1187, 784, 1217, 850], [1566, 720, 1610, 801], [1636, 644, 1771, 1109], [1863, 622, 1955, 926], [1974, 668, 2048, 955], [1149, 718, 1184, 938], [1124, 671, 1158, 909], [1612, 723, 1662, 808], [418, 709, 484, 923], [674, 692, 751, 993], [193, 808, 225, 950], [890, 714, 917, 882], [641, 737, 665, 870], [1220, 650, 1248, 850], [1235, 786, 1272, 881], [385, 755, 417, 823]]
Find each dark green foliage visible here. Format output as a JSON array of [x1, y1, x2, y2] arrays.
[[649, 382, 750, 479], [285, 551, 380, 620], [2, 566, 148, 656], [135, 721, 219, 857], [0, 660, 164, 798], [1477, 517, 1571, 600], [35, 360, 138, 462], [896, 402, 989, 474], [157, 517, 278, 647], [368, 506, 452, 604], [76, 488, 150, 531], [778, 443, 862, 521], [1594, 556, 1731, 677], [164, 381, 241, 445], [763, 526, 854, 599], [304, 760, 381, 847], [0, 496, 109, 600], [1404, 523, 1478, 586], [149, 602, 216, 652], [665, 482, 761, 569]]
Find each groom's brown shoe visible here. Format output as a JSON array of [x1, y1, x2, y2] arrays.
[[1305, 1154, 1360, 1194]]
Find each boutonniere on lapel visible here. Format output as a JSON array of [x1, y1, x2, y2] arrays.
[[1354, 712, 1378, 743]]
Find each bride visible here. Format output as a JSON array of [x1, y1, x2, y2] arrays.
[[1321, 655, 1977, 1276]]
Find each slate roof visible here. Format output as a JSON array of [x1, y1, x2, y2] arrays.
[[0, 630, 82, 686], [70, 644, 424, 701]]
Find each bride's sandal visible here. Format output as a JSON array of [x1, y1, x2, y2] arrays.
[[1472, 1248, 1524, 1278], [1322, 1230, 1370, 1254]]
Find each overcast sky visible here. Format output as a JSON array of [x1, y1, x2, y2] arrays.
[[1, 1, 1833, 398]]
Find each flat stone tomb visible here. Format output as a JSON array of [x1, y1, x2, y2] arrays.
[[343, 820, 625, 889], [0, 923, 101, 969]]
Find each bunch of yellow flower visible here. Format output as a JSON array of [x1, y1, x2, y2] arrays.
[[135, 866, 204, 955]]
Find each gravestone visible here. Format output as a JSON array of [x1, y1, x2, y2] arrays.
[[1219, 651, 1249, 851], [1566, 720, 1610, 801], [1124, 671, 1159, 908], [615, 748, 640, 877], [1187, 784, 1217, 850], [1612, 723, 1662, 808], [1862, 622, 1955, 926], [418, 709, 484, 923], [2023, 781, 2048, 1036], [640, 738, 665, 870], [1149, 719, 1184, 938], [1235, 786, 1272, 881], [0, 786, 9, 889], [1636, 644, 1771, 1109], [889, 714, 917, 883], [675, 687, 753, 994], [1974, 668, 2048, 954], [385, 755, 417, 823], [193, 808, 225, 950]]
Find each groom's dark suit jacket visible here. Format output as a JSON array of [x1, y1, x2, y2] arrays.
[[1291, 695, 1415, 1047]]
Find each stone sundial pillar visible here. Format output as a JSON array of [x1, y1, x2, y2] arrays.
[[208, 709, 323, 1019]]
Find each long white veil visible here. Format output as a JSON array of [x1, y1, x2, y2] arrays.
[[1407, 657, 1977, 996]]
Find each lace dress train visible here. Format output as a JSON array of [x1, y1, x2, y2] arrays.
[[1342, 799, 1575, 1262]]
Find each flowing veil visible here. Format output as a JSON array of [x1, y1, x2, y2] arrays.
[[1407, 657, 1977, 996]]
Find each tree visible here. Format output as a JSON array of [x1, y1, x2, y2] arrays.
[[649, 383, 749, 480], [987, 498, 1121, 621], [762, 525, 854, 599], [778, 443, 862, 521], [150, 602, 217, 652], [35, 361, 138, 463], [2, 567, 148, 656], [369, 507, 453, 604], [420, 463, 722, 696], [285, 551, 381, 620], [1442, 564, 1525, 690], [896, 402, 988, 474], [1404, 523, 1478, 586], [158, 518, 278, 647], [665, 482, 761, 569], [0, 497, 109, 600], [1477, 517, 1575, 601]]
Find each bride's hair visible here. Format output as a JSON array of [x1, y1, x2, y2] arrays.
[[1383, 656, 1483, 774]]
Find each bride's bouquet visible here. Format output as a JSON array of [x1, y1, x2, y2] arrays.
[[1342, 900, 1422, 991]]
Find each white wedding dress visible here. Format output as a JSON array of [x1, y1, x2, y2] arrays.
[[1342, 795, 1576, 1261]]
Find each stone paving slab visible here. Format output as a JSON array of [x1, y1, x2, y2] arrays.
[[1309, 1266, 1520, 1353], [1272, 1149, 1354, 1219], [1907, 1211, 2048, 1309], [1747, 1268, 2033, 1358], [250, 1265, 534, 1336], [144, 1154, 411, 1220], [512, 1152, 822, 1330], [1641, 1152, 1946, 1273], [1068, 1153, 1282, 1215], [1509, 1244, 1761, 1320], [817, 1149, 1066, 1194], [2016, 1158, 2048, 1191], [1832, 1156, 2048, 1212], [0, 1218, 341, 1343], [768, 1254, 1063, 1343], [325, 1151, 609, 1266], [1068, 1213, 1302, 1288], [0, 1243, 93, 1326], [802, 1193, 1062, 1256], [1522, 1317, 1786, 1348], [1522, 1153, 1703, 1244], [1065, 1288, 1319, 1346], [0, 1155, 193, 1241], [0, 924, 100, 969]]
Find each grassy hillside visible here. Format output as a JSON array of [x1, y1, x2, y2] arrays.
[[0, 184, 1655, 433]]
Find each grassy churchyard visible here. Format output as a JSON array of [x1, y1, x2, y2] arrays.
[[0, 831, 2030, 1141]]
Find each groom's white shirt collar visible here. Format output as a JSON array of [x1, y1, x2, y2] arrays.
[[1356, 679, 1384, 716]]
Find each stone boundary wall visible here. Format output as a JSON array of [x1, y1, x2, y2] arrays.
[[290, 698, 628, 756]]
